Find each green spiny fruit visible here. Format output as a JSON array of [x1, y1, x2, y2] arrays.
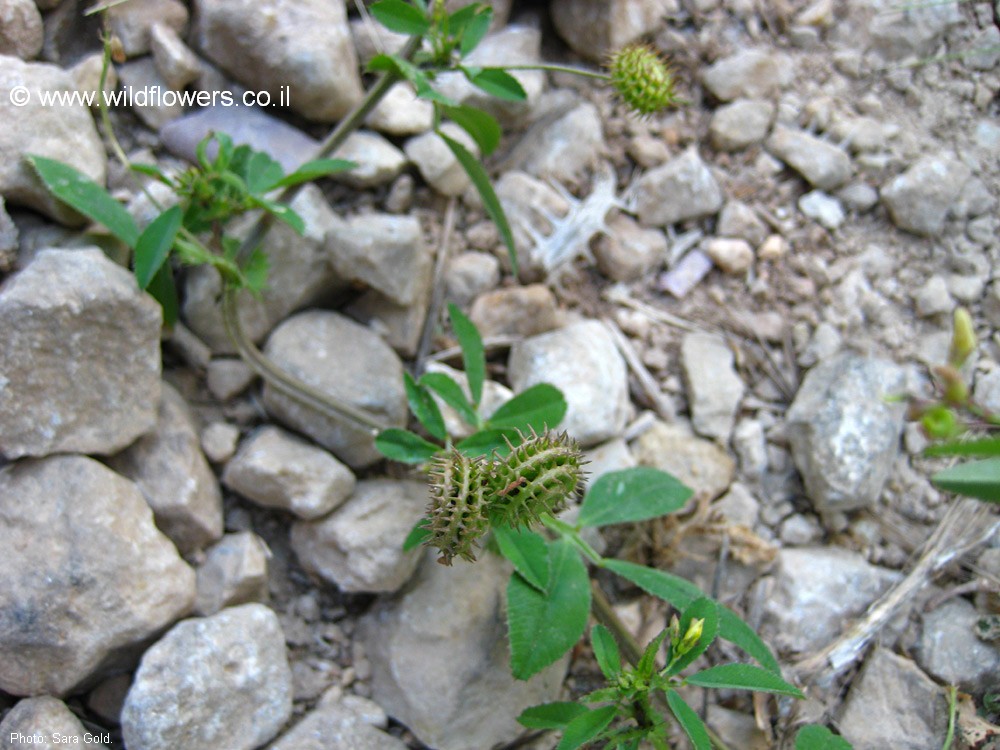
[[487, 429, 584, 528], [427, 450, 491, 565], [608, 43, 681, 117]]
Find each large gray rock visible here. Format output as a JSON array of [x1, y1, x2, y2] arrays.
[[632, 420, 734, 501], [838, 648, 949, 750], [405, 123, 479, 197], [551, 0, 668, 61], [915, 597, 1000, 694], [0, 455, 195, 696], [326, 213, 431, 306], [880, 154, 972, 237], [634, 148, 724, 227], [786, 353, 906, 514], [702, 49, 794, 101], [0, 0, 43, 60], [359, 552, 568, 750], [508, 320, 628, 447], [268, 688, 407, 750], [0, 56, 107, 224], [0, 696, 108, 748], [329, 131, 408, 189], [121, 603, 292, 750], [858, 0, 962, 60], [505, 101, 604, 185], [681, 333, 744, 440], [469, 284, 559, 339], [223, 425, 356, 520], [709, 98, 774, 152], [262, 311, 407, 469], [766, 126, 852, 190], [110, 382, 224, 556], [758, 547, 900, 655], [192, 0, 362, 122], [0, 248, 161, 459], [183, 185, 347, 352], [291, 479, 426, 594]]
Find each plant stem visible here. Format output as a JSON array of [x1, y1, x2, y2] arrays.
[[502, 62, 612, 82], [941, 685, 957, 750], [221, 291, 389, 433]]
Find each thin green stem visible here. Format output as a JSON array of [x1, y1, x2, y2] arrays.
[[502, 63, 612, 82], [941, 685, 957, 750]]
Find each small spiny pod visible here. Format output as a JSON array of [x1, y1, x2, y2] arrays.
[[426, 450, 491, 565], [487, 429, 585, 529], [607, 43, 681, 117]]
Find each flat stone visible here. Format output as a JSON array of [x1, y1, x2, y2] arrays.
[[268, 688, 407, 750], [182, 185, 347, 352], [836, 181, 879, 211], [759, 547, 901, 654], [593, 214, 668, 282], [881, 154, 972, 237], [365, 82, 434, 136], [116, 57, 184, 131], [838, 648, 949, 750], [330, 131, 408, 189], [786, 353, 906, 514], [469, 284, 559, 339], [767, 126, 852, 190], [702, 49, 794, 101], [635, 148, 724, 227], [0, 56, 107, 224], [150, 22, 201, 89], [194, 532, 270, 616], [223, 426, 356, 520], [709, 98, 774, 151], [200, 421, 240, 464], [0, 455, 195, 696], [864, 0, 962, 60], [326, 212, 430, 307], [193, 0, 361, 121], [290, 479, 426, 594], [109, 382, 223, 556], [0, 696, 108, 749], [508, 320, 629, 447], [0, 0, 43, 59], [261, 311, 407, 469], [445, 252, 501, 306], [916, 597, 1000, 693], [505, 101, 604, 185], [161, 105, 318, 174], [551, 0, 666, 61], [703, 237, 754, 274], [345, 287, 429, 357], [106, 0, 186, 56], [121, 603, 292, 750], [798, 190, 846, 230], [716, 200, 769, 246], [0, 248, 161, 459], [914, 275, 953, 317], [405, 123, 480, 197], [681, 333, 745, 440], [359, 552, 568, 750], [632, 420, 735, 500], [206, 358, 255, 401], [658, 250, 713, 298]]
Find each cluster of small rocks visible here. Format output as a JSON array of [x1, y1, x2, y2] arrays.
[[2, 0, 999, 748]]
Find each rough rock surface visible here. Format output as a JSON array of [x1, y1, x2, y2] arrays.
[[192, 0, 362, 122], [268, 688, 407, 750], [681, 333, 744, 440], [838, 647, 949, 750], [223, 426, 356, 520], [290, 479, 426, 594], [0, 56, 107, 224], [632, 421, 735, 501], [508, 320, 628, 447], [915, 597, 1000, 694], [194, 532, 270, 616], [634, 148, 724, 227], [759, 547, 901, 654], [122, 604, 291, 750], [881, 154, 972, 237], [106, 0, 187, 57], [786, 353, 906, 515], [0, 0, 43, 60], [0, 455, 195, 696], [766, 126, 852, 190], [110, 381, 224, 556], [0, 696, 108, 748], [261, 311, 407, 469], [701, 48, 794, 101], [550, 0, 662, 61], [0, 248, 161, 459], [360, 552, 568, 750]]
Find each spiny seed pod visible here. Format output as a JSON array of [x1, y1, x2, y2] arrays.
[[487, 429, 584, 528], [607, 43, 681, 117], [427, 450, 491, 565]]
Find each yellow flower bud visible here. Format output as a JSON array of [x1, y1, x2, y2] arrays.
[[948, 307, 977, 368], [676, 618, 705, 655]]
